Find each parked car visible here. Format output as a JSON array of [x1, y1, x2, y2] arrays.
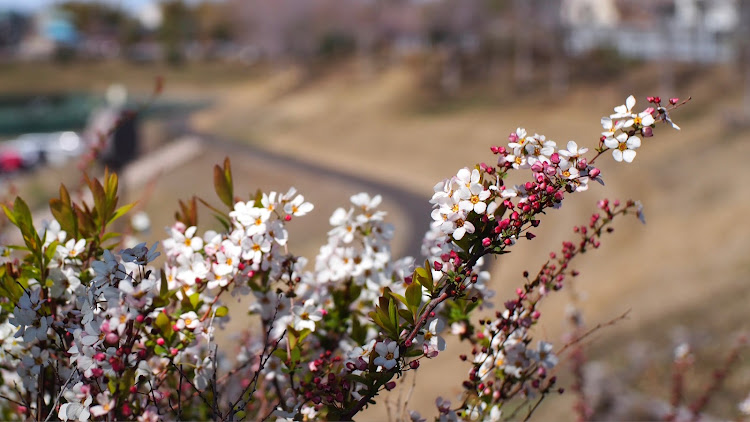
[[0, 148, 22, 173], [0, 131, 83, 174]]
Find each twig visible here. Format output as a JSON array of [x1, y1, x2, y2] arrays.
[[171, 363, 218, 415], [556, 310, 631, 356], [44, 369, 78, 422], [400, 369, 418, 420], [689, 336, 747, 421], [0, 393, 28, 408], [523, 393, 548, 422], [177, 364, 183, 421], [224, 301, 286, 421]]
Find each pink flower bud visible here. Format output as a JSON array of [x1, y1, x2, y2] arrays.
[[550, 153, 560, 164], [104, 332, 119, 345], [156, 338, 165, 346], [409, 360, 420, 369], [136, 314, 145, 323], [433, 261, 443, 271], [170, 348, 179, 356], [642, 126, 653, 137], [482, 237, 491, 247], [530, 162, 543, 172], [285, 215, 292, 221], [669, 97, 679, 105], [589, 167, 601, 178]]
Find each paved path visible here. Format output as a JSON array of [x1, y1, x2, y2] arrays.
[[171, 122, 434, 258]]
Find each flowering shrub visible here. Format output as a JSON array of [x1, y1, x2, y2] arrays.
[[0, 95, 682, 421]]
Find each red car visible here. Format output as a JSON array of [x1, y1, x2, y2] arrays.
[[0, 149, 23, 173]]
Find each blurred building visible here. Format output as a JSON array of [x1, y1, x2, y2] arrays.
[[0, 11, 29, 58], [18, 8, 78, 60], [562, 0, 740, 63]]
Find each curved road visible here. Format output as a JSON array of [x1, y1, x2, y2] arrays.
[[170, 120, 433, 259]]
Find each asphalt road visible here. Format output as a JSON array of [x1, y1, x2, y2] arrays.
[[171, 121, 434, 259]]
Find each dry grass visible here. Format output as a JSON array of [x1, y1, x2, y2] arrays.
[[193, 61, 750, 420]]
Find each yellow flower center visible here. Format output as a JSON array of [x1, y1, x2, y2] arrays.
[[385, 352, 394, 360], [470, 195, 479, 204], [185, 318, 193, 326]]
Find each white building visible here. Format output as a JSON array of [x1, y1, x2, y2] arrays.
[[562, 0, 741, 63]]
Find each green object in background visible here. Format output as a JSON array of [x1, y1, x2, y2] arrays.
[[0, 93, 97, 136]]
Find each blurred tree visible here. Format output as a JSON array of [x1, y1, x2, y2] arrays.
[[159, 0, 195, 65], [193, 2, 234, 43], [740, 0, 750, 116], [59, 1, 140, 55], [59, 1, 129, 33]]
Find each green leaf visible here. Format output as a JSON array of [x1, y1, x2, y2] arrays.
[[405, 348, 424, 358], [214, 306, 228, 318], [389, 292, 408, 308], [155, 312, 170, 335], [108, 202, 136, 225], [1, 204, 16, 225], [213, 159, 234, 208], [415, 262, 434, 293], [189, 292, 201, 310], [398, 309, 413, 324], [290, 345, 301, 364], [388, 298, 398, 332], [49, 185, 78, 237], [405, 282, 421, 309], [160, 270, 169, 298]]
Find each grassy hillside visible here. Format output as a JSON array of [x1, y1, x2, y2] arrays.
[[3, 59, 750, 419]]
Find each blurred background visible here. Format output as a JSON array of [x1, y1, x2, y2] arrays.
[[1, 0, 749, 420]]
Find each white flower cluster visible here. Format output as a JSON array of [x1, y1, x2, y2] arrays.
[[473, 308, 558, 395], [602, 95, 664, 163], [164, 188, 313, 293], [316, 193, 413, 304]]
